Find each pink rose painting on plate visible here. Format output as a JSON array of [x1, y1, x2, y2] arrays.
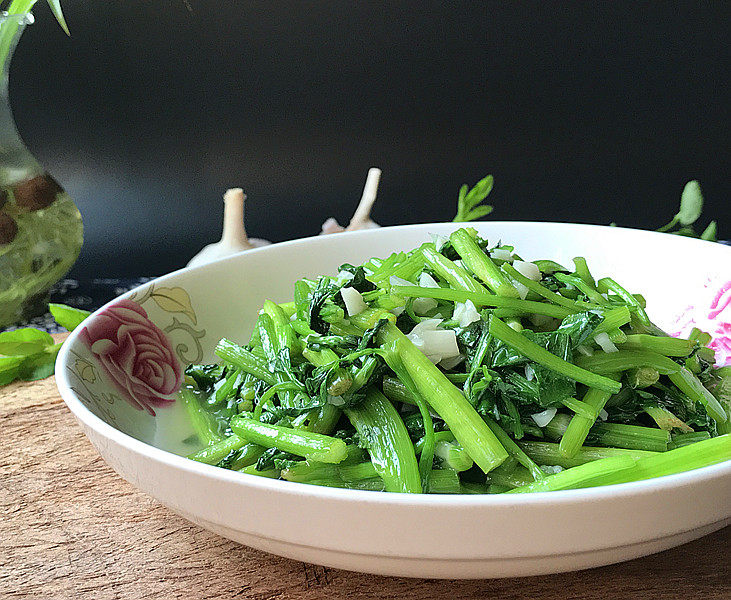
[[79, 299, 183, 415], [671, 279, 731, 367]]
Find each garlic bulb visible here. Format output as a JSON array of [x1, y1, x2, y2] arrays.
[[320, 168, 382, 234], [187, 188, 270, 268]]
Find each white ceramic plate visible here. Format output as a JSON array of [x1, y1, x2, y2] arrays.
[[56, 222, 731, 578]]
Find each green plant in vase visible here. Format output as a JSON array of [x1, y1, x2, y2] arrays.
[[0, 1, 82, 328]]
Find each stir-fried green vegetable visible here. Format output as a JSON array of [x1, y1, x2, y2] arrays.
[[181, 227, 730, 493]]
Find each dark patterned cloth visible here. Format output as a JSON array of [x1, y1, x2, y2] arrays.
[[8, 278, 155, 333]]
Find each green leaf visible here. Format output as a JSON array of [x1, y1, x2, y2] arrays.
[[0, 328, 54, 356], [465, 204, 494, 221], [700, 220, 717, 242], [454, 174, 495, 223], [48, 303, 91, 332], [18, 344, 61, 381], [676, 180, 703, 226], [46, 0, 70, 35], [0, 356, 25, 385]]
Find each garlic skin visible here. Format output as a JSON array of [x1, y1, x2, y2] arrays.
[[187, 188, 270, 268], [320, 168, 382, 234]]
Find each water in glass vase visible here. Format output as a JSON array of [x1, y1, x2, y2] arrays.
[[0, 11, 83, 327]]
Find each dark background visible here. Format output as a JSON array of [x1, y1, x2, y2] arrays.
[[9, 1, 730, 278]]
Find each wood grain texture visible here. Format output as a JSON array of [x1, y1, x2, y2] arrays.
[[1, 339, 729, 599]]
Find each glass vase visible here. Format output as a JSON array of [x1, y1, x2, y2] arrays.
[[0, 12, 83, 328]]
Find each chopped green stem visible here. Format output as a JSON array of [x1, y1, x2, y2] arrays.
[[449, 229, 519, 297], [506, 456, 637, 493], [263, 300, 301, 356], [215, 367, 242, 403], [668, 367, 727, 424], [599, 434, 731, 486], [215, 339, 277, 385], [380, 345, 436, 488], [644, 406, 693, 432], [344, 387, 422, 493], [668, 431, 711, 450], [188, 434, 246, 465], [548, 414, 670, 452], [421, 246, 487, 294], [484, 417, 544, 480], [238, 464, 281, 479], [229, 443, 267, 470], [597, 277, 651, 325], [627, 367, 660, 389], [348, 308, 396, 330], [489, 317, 622, 393], [230, 416, 348, 463], [591, 422, 671, 452], [561, 397, 598, 420], [593, 306, 632, 335], [519, 441, 658, 469], [559, 382, 617, 458], [392, 285, 575, 319], [572, 257, 597, 289], [378, 323, 508, 473], [619, 334, 694, 357], [426, 469, 462, 494], [180, 386, 222, 447], [253, 382, 302, 420], [487, 464, 534, 489], [433, 439, 474, 472], [501, 263, 582, 309], [554, 273, 607, 305], [412, 429, 450, 451], [575, 349, 681, 375]]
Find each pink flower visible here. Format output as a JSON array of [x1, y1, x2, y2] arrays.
[[79, 299, 182, 415]]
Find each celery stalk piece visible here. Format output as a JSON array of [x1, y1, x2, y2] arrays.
[[575, 349, 682, 375], [378, 322, 508, 473], [391, 285, 576, 319], [348, 307, 396, 330], [215, 339, 277, 385], [501, 263, 582, 309], [627, 366, 660, 389], [344, 388, 422, 493], [188, 434, 246, 465], [421, 245, 487, 294], [238, 464, 281, 479], [547, 414, 670, 452], [262, 299, 301, 356], [426, 469, 462, 494], [572, 257, 597, 289], [484, 417, 544, 481], [554, 273, 607, 305], [598, 434, 731, 486], [593, 306, 632, 335], [449, 229, 520, 297], [180, 386, 222, 447], [505, 456, 637, 493], [668, 367, 727, 424], [597, 277, 651, 325], [433, 439, 474, 472], [619, 334, 694, 357], [559, 381, 618, 458], [489, 317, 622, 394], [519, 441, 658, 469], [380, 346, 436, 489], [230, 416, 348, 464]]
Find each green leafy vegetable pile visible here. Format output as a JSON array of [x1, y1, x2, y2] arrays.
[[181, 226, 731, 494]]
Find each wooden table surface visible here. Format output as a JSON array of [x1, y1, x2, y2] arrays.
[[2, 335, 729, 600]]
